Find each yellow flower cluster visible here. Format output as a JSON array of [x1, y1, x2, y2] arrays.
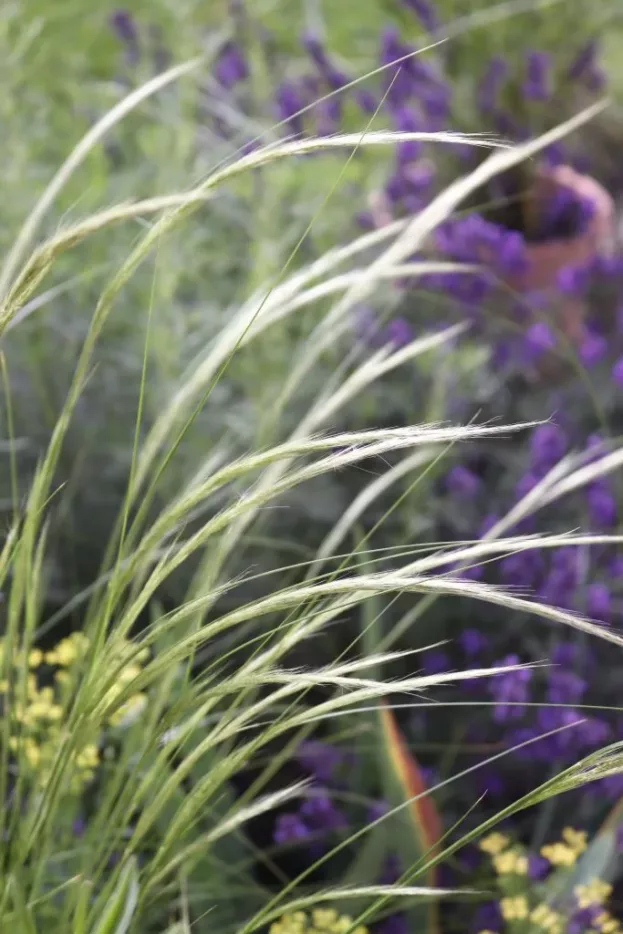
[[1, 632, 148, 790], [269, 910, 367, 934], [575, 879, 612, 909], [592, 910, 622, 934], [492, 849, 528, 876], [540, 827, 587, 867], [530, 903, 563, 934], [500, 896, 529, 921], [479, 832, 509, 855]]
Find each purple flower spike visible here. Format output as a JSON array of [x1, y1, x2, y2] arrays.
[[301, 31, 328, 70], [523, 50, 551, 102], [568, 39, 599, 81], [476, 56, 507, 113], [528, 854, 550, 880], [296, 740, 343, 783], [579, 329, 607, 368], [367, 800, 389, 823], [490, 654, 532, 722], [110, 10, 140, 63], [274, 82, 305, 135], [379, 852, 402, 885], [356, 89, 378, 114], [383, 317, 413, 348], [214, 41, 248, 89], [446, 465, 480, 498], [273, 813, 310, 845], [459, 629, 488, 657], [422, 649, 449, 675], [523, 322, 556, 363], [612, 357, 623, 387], [556, 264, 590, 296], [376, 916, 409, 934], [586, 582, 611, 622], [402, 0, 440, 32], [587, 481, 617, 528], [547, 669, 586, 705], [300, 794, 346, 832], [530, 423, 566, 471]]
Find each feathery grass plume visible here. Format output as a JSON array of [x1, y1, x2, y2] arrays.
[[0, 15, 621, 931]]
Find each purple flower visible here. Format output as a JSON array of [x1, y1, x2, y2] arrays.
[[490, 655, 532, 722], [612, 357, 623, 387], [569, 906, 603, 934], [530, 424, 566, 471], [476, 56, 507, 113], [379, 852, 402, 885], [392, 106, 422, 164], [568, 40, 599, 81], [551, 641, 580, 667], [315, 98, 342, 136], [546, 669, 586, 705], [300, 794, 346, 832], [356, 89, 378, 113], [501, 550, 543, 587], [375, 916, 409, 934], [301, 31, 329, 70], [383, 317, 413, 348], [274, 82, 305, 135], [523, 50, 551, 101], [422, 649, 449, 675], [273, 813, 310, 845], [587, 481, 617, 528], [214, 41, 248, 89], [528, 854, 550, 880], [586, 582, 611, 621], [367, 800, 389, 823], [556, 264, 590, 295], [110, 10, 140, 63], [459, 629, 488, 657], [523, 322, 556, 362], [402, 0, 441, 32], [471, 901, 502, 934], [379, 28, 414, 105], [479, 514, 500, 537], [446, 465, 480, 498], [579, 329, 607, 368], [515, 471, 540, 501], [296, 741, 344, 783]]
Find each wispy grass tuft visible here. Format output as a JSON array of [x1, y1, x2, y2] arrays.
[[0, 48, 619, 934]]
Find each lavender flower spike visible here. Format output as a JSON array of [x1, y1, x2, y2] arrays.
[[401, 0, 440, 33], [110, 9, 140, 64], [522, 50, 551, 102], [476, 56, 507, 113], [214, 40, 248, 89]]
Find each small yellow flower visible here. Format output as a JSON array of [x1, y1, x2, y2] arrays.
[[500, 896, 529, 921], [479, 832, 509, 854], [562, 827, 588, 854], [270, 911, 368, 934], [575, 879, 613, 909], [28, 649, 43, 668], [530, 903, 563, 933], [492, 849, 528, 875], [540, 842, 577, 866], [592, 912, 621, 934]]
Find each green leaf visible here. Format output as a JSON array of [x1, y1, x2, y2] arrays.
[[91, 857, 139, 934], [7, 873, 38, 934]]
